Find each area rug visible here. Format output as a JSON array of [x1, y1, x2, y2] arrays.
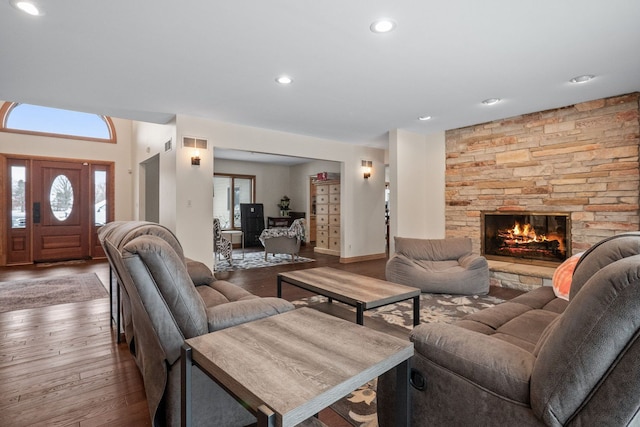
[[0, 273, 108, 313], [214, 251, 315, 272], [294, 292, 505, 426], [293, 292, 505, 332]]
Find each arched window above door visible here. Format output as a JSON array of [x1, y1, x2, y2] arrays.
[[0, 102, 116, 143]]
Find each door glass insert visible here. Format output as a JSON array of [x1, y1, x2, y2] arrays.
[[11, 166, 27, 228], [49, 174, 74, 221], [94, 170, 107, 225]]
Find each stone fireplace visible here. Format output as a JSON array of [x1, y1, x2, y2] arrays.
[[481, 212, 570, 266], [444, 93, 639, 289], [445, 93, 639, 257]]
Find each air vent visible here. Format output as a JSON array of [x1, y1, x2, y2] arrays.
[[164, 139, 172, 152], [183, 137, 207, 150]]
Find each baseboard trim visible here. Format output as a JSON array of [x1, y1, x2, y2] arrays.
[[339, 253, 387, 264]]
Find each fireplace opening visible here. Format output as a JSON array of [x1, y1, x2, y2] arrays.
[[482, 212, 571, 266]]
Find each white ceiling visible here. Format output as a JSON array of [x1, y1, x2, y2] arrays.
[[1, 1, 639, 149]]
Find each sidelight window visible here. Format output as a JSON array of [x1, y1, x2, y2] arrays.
[[11, 165, 27, 228]]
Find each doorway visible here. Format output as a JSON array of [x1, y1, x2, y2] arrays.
[[3, 155, 114, 265]]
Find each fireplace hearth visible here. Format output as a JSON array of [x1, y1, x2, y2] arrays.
[[482, 212, 571, 266]]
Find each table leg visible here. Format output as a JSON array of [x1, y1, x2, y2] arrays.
[[396, 359, 410, 427], [356, 302, 364, 325], [116, 277, 122, 343], [181, 345, 193, 427], [257, 405, 275, 427], [109, 268, 113, 325], [277, 276, 283, 298], [413, 295, 421, 326]]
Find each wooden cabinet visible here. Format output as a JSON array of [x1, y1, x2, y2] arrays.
[[314, 180, 340, 256]]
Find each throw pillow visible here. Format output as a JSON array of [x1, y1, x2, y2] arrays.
[[552, 252, 584, 300]]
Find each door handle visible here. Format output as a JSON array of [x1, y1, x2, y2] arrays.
[[33, 202, 41, 224]]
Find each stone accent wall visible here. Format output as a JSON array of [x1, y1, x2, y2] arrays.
[[446, 93, 640, 255]]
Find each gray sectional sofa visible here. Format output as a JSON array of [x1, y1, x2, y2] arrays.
[[379, 232, 640, 426], [99, 221, 295, 427]]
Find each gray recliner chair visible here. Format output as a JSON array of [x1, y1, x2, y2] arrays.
[[100, 221, 295, 426], [386, 236, 490, 295], [378, 232, 640, 426]]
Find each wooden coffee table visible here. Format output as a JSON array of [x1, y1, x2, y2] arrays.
[[278, 267, 422, 326], [181, 307, 413, 427]]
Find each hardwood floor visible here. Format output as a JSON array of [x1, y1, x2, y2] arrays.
[[0, 245, 522, 426]]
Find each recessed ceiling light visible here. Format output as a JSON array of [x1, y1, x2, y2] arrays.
[[275, 76, 293, 85], [482, 98, 501, 106], [418, 115, 432, 121], [370, 19, 396, 33], [10, 0, 41, 16], [569, 74, 595, 84]]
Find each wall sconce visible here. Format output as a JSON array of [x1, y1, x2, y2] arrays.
[[362, 160, 372, 179], [191, 149, 201, 166]]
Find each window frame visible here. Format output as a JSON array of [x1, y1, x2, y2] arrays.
[[0, 102, 117, 144], [214, 173, 256, 230]]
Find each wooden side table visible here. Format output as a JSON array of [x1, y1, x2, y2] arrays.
[[181, 308, 413, 426]]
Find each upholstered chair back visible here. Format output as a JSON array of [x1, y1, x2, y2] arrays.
[[394, 236, 472, 261], [531, 253, 640, 425], [98, 221, 192, 350], [122, 235, 209, 363]]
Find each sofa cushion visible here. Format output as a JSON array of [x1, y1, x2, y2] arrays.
[[196, 286, 231, 307], [210, 279, 260, 302], [456, 286, 565, 353], [411, 323, 536, 405]]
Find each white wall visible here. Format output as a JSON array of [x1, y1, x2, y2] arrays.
[[163, 114, 386, 267], [131, 120, 177, 230], [389, 129, 446, 252], [0, 111, 135, 221]]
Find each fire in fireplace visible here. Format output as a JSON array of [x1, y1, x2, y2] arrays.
[[482, 212, 571, 266]]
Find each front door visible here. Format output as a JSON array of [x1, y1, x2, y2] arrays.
[[32, 160, 91, 262]]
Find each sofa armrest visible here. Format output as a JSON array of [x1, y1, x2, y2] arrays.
[[411, 323, 534, 404], [458, 253, 488, 270], [185, 257, 215, 286], [206, 297, 295, 331]]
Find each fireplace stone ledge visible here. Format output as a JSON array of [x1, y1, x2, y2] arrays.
[[488, 260, 556, 292]]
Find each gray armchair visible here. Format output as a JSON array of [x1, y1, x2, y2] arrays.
[[386, 236, 489, 295], [100, 221, 295, 426], [378, 232, 640, 426], [260, 218, 306, 261]]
